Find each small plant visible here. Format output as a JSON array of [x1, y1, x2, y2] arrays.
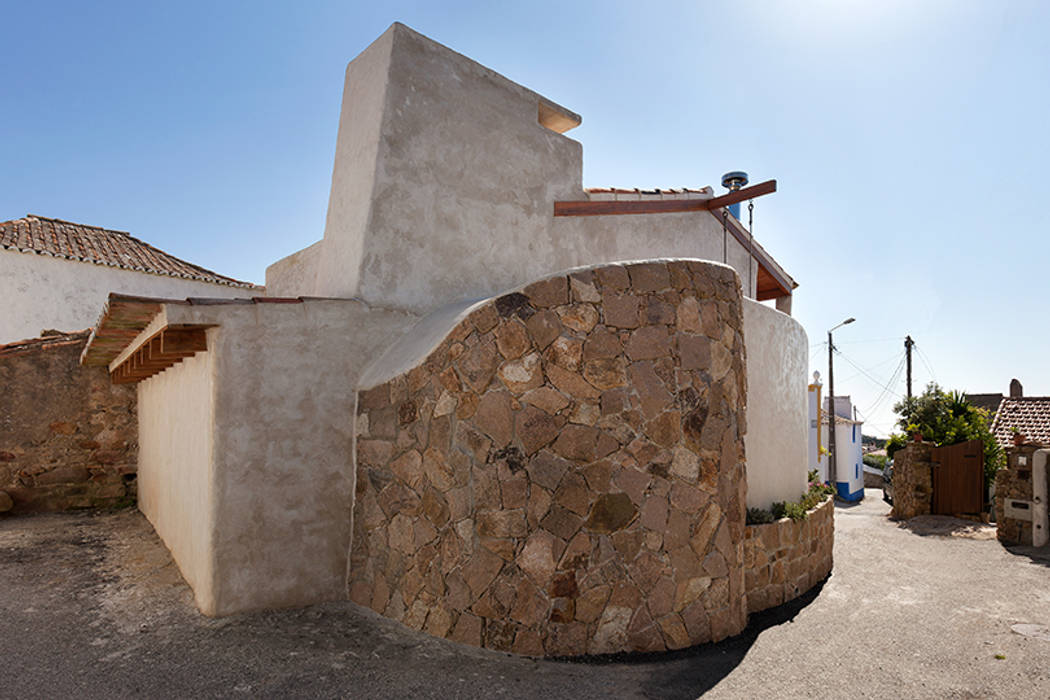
[[746, 507, 774, 524]]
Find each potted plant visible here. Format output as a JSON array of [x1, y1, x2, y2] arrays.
[[1011, 427, 1026, 446]]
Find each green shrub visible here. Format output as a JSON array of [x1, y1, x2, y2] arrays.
[[863, 453, 887, 470], [746, 507, 774, 525]]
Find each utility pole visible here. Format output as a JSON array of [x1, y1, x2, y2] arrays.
[[828, 331, 837, 487], [905, 335, 914, 400], [826, 317, 855, 492]]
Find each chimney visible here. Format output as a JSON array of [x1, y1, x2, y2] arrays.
[[1010, 378, 1023, 398], [721, 171, 749, 220]]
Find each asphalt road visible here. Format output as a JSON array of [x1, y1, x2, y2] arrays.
[[2, 491, 1049, 699]]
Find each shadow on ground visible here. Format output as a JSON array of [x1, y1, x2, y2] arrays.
[[896, 514, 996, 540], [555, 579, 827, 699], [1005, 544, 1050, 569]]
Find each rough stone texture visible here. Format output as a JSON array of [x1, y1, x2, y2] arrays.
[[0, 332, 136, 513], [995, 444, 1043, 546], [351, 260, 749, 656], [743, 497, 834, 614], [890, 442, 934, 521]]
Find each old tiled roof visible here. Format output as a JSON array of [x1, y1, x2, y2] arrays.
[[0, 330, 91, 358], [0, 214, 256, 288], [585, 186, 714, 199], [991, 397, 1050, 448]]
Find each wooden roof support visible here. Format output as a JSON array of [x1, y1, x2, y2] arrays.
[[553, 180, 776, 217], [110, 326, 209, 385]]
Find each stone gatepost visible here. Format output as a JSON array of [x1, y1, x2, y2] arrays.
[[890, 441, 933, 520]]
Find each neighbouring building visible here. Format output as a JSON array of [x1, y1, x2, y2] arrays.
[[0, 214, 259, 344], [75, 23, 828, 656], [989, 379, 1050, 450], [808, 390, 863, 500], [0, 216, 259, 514]]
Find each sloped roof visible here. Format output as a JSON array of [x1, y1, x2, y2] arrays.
[[991, 397, 1050, 448], [0, 214, 256, 288]]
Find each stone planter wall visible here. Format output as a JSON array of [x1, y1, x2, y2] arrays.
[[743, 497, 834, 614], [0, 331, 137, 513], [890, 441, 933, 520], [350, 260, 749, 656]]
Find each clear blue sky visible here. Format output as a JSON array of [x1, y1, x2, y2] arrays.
[[3, 1, 1048, 436]]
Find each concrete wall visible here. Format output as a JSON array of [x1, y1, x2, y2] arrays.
[[0, 331, 136, 514], [138, 335, 218, 611], [265, 240, 323, 297], [131, 299, 418, 615], [267, 23, 768, 313], [1, 248, 254, 344], [742, 299, 808, 509]]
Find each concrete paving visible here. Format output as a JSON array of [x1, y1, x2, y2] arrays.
[[2, 490, 1049, 698]]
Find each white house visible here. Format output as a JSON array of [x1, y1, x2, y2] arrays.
[[0, 215, 259, 344], [77, 23, 820, 655]]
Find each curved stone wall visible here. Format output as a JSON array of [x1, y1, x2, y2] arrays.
[[743, 497, 833, 614], [350, 260, 748, 655]]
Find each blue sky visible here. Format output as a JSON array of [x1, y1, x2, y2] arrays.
[[3, 0, 1047, 436]]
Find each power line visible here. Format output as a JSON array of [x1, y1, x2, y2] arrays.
[[839, 352, 905, 384], [915, 344, 937, 383], [862, 355, 907, 418], [834, 348, 904, 399]]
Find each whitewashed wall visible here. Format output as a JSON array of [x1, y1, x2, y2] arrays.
[[0, 249, 255, 344], [743, 299, 810, 509], [137, 332, 219, 613]]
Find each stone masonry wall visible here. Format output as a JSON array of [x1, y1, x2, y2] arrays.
[[891, 441, 933, 520], [351, 260, 749, 656], [995, 444, 1041, 546], [743, 496, 833, 614], [0, 331, 137, 513]]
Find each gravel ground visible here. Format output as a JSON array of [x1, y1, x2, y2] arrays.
[[2, 490, 1049, 699]]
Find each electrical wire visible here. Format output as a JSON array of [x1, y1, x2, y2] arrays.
[[834, 348, 904, 399], [915, 344, 938, 383], [862, 355, 906, 418]]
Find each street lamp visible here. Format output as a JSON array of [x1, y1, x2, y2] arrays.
[[827, 317, 855, 494]]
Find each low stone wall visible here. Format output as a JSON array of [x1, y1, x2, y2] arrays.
[[0, 332, 137, 513], [743, 497, 834, 614], [995, 445, 1040, 546], [351, 260, 750, 656], [890, 442, 933, 520]]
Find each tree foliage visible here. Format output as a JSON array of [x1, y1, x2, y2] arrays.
[[887, 382, 1003, 488]]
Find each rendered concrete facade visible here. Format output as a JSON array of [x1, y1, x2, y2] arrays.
[[131, 299, 417, 615], [742, 299, 809, 509], [1, 248, 253, 344], [266, 23, 780, 311]]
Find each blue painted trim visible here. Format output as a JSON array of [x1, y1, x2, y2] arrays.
[[836, 482, 864, 502]]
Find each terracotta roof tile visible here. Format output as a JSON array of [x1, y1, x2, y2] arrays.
[[0, 330, 90, 357], [0, 214, 256, 288], [991, 397, 1050, 448]]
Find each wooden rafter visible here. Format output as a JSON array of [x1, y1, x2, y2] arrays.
[[110, 325, 209, 385]]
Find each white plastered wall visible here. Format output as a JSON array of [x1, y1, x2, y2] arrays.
[[743, 299, 809, 509], [0, 248, 254, 344], [266, 22, 764, 311], [137, 319, 219, 612], [128, 299, 417, 615]]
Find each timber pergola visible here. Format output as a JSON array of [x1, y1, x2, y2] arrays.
[[554, 179, 794, 301]]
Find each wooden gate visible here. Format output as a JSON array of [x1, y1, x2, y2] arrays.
[[930, 439, 984, 515]]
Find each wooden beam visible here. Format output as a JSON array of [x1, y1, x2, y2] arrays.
[[110, 325, 210, 385], [553, 180, 776, 217]]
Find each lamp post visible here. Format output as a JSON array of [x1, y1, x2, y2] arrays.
[[827, 317, 855, 492]]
